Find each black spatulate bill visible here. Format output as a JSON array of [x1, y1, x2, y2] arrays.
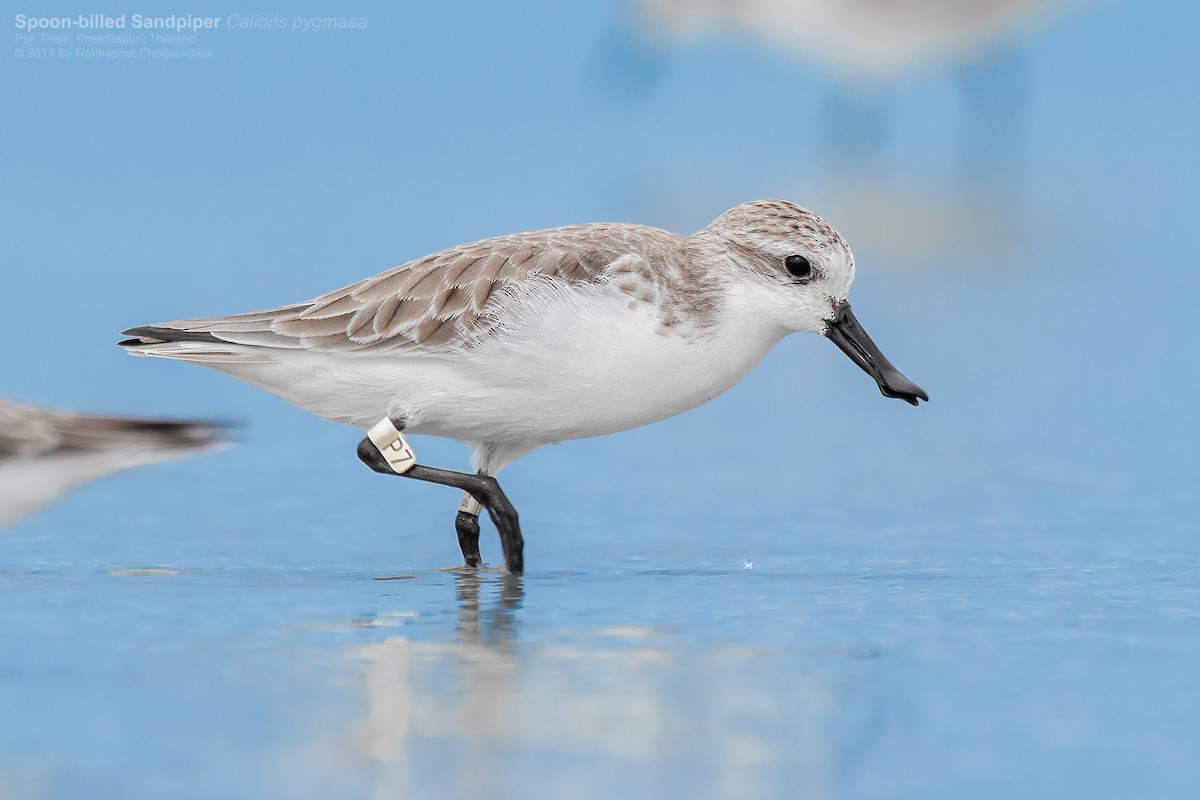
[[824, 301, 928, 406]]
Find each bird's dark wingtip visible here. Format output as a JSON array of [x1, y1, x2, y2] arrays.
[[118, 326, 221, 347]]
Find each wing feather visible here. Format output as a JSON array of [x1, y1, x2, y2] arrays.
[[125, 224, 682, 356]]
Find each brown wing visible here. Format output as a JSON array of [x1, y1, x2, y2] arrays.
[[0, 399, 224, 460], [126, 223, 681, 355]]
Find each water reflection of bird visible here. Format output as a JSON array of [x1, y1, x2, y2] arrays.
[[344, 574, 836, 799], [454, 570, 523, 648], [354, 572, 525, 791], [0, 398, 227, 526]]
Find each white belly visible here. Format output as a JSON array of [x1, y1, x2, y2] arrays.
[[209, 281, 784, 448], [396, 281, 781, 444]]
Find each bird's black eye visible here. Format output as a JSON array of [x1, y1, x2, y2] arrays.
[[785, 254, 812, 280]]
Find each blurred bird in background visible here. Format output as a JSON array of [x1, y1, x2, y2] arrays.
[[602, 0, 1087, 260], [0, 398, 227, 527]]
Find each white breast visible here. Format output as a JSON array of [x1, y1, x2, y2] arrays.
[[392, 279, 785, 445], [209, 278, 787, 450]]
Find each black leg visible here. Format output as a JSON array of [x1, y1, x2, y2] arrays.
[[455, 511, 483, 569], [356, 436, 525, 574]]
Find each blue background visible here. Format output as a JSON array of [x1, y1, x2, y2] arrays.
[[2, 1, 1198, 798]]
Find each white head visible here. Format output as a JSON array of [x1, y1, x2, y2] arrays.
[[691, 198, 855, 334], [690, 199, 927, 405]]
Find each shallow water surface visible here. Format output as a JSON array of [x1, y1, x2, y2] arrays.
[[3, 502, 1198, 799]]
